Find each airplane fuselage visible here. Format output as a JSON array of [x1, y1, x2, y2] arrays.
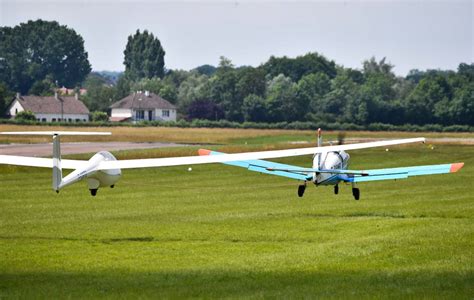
[[312, 151, 350, 186]]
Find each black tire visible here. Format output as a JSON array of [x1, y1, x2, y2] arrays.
[[298, 185, 306, 197], [352, 188, 360, 200], [90, 189, 98, 196], [334, 184, 339, 195]]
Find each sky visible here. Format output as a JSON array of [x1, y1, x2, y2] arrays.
[[1, 0, 472, 76]]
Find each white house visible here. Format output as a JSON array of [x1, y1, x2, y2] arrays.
[[109, 91, 177, 122], [8, 93, 90, 122]]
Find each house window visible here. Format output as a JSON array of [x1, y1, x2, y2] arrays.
[[136, 110, 145, 120], [162, 110, 170, 117], [42, 118, 46, 122], [15, 109, 18, 114], [148, 110, 153, 121], [68, 118, 72, 122], [52, 118, 56, 122], [75, 119, 81, 122]]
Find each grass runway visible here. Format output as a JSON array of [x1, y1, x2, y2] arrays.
[[0, 129, 473, 298]]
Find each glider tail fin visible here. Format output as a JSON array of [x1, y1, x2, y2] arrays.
[[52, 134, 62, 192]]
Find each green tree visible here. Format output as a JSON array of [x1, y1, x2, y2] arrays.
[[265, 74, 298, 122], [0, 82, 12, 117], [210, 57, 242, 121], [177, 73, 211, 113], [242, 94, 267, 122], [296, 72, 331, 119], [0, 20, 91, 93], [82, 74, 116, 112], [262, 52, 337, 82], [123, 30, 165, 80], [28, 76, 56, 95], [236, 67, 266, 99]]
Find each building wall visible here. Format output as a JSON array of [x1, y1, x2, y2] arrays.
[[8, 100, 24, 117], [35, 113, 89, 123], [119, 108, 177, 122], [155, 108, 177, 121], [8, 100, 88, 122], [110, 108, 132, 118]]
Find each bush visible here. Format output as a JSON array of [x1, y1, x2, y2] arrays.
[[15, 110, 36, 121], [91, 111, 109, 122]]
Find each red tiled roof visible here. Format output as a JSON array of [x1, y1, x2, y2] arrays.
[[110, 92, 176, 110], [16, 95, 89, 114]]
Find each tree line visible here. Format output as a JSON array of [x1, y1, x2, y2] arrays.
[[0, 19, 472, 126]]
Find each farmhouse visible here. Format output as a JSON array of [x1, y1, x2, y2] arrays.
[[109, 91, 176, 122], [8, 92, 90, 122]]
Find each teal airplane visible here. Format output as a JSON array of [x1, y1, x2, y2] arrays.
[[199, 129, 464, 200]]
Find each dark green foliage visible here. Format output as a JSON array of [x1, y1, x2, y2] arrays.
[[123, 30, 165, 80], [262, 52, 337, 82], [194, 64, 216, 76], [91, 111, 109, 122], [0, 20, 91, 94], [81, 74, 116, 112], [14, 110, 36, 121], [242, 94, 267, 122], [187, 99, 224, 121], [0, 82, 12, 117]]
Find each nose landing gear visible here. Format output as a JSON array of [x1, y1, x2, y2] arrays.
[[90, 189, 98, 196]]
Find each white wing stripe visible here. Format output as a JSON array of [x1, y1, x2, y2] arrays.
[[0, 155, 87, 169], [97, 138, 425, 170]]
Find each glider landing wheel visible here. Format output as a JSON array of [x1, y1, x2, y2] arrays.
[[90, 189, 98, 196], [110, 185, 115, 188], [352, 188, 360, 201], [298, 184, 306, 197], [334, 184, 339, 195]]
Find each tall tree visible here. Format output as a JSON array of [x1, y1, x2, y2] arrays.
[[0, 20, 91, 94], [123, 30, 165, 80]]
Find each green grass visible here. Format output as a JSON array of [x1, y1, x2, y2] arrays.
[[0, 142, 473, 298]]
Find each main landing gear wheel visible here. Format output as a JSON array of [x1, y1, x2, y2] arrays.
[[297, 183, 306, 197], [334, 184, 339, 195], [90, 189, 98, 196], [352, 188, 360, 200]]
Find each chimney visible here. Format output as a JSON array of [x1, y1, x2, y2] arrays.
[[16, 92, 20, 99], [75, 93, 79, 100], [145, 90, 150, 97]]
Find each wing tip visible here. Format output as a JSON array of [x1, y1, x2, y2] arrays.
[[198, 149, 211, 156], [450, 163, 464, 173]]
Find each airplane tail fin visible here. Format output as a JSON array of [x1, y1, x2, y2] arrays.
[[52, 134, 62, 192], [317, 128, 322, 147]]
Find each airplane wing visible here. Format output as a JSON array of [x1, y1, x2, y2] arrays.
[[0, 155, 87, 169], [197, 149, 312, 181], [96, 137, 425, 170], [338, 163, 464, 183]]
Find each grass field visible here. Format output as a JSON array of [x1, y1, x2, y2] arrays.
[[0, 128, 473, 298]]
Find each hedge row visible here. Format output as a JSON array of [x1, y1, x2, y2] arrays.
[[0, 118, 472, 132]]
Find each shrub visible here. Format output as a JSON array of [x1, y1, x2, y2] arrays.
[[15, 110, 36, 121], [91, 111, 109, 122]]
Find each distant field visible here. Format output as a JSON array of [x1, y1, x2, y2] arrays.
[[0, 128, 473, 298], [1, 124, 474, 145]]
